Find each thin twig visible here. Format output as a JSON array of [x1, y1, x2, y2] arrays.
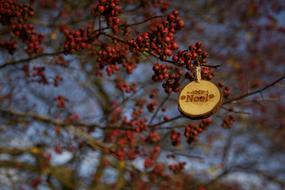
[[150, 115, 184, 128], [223, 74, 285, 105], [148, 95, 170, 126], [0, 51, 64, 70], [0, 108, 101, 129], [102, 33, 221, 69], [221, 106, 251, 115]]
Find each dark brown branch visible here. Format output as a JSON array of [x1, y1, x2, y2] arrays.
[[155, 125, 185, 130], [223, 74, 285, 105], [124, 15, 163, 27], [221, 106, 251, 115], [163, 148, 204, 160], [0, 51, 64, 70], [0, 108, 101, 129], [0, 160, 39, 172], [94, 15, 164, 34], [204, 168, 231, 187], [149, 115, 184, 128], [102, 33, 221, 69], [148, 94, 170, 126], [147, 50, 221, 68]]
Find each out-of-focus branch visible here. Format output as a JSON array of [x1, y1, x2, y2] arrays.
[[204, 168, 231, 187], [0, 51, 64, 70], [221, 106, 251, 115], [0, 108, 101, 129], [0, 146, 41, 156], [163, 148, 204, 160], [148, 94, 170, 126], [244, 169, 285, 187], [150, 115, 184, 127], [0, 160, 39, 172]]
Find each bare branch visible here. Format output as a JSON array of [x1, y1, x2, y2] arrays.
[[0, 51, 64, 70], [102, 33, 221, 69], [150, 115, 184, 127], [0, 108, 101, 129], [223, 74, 285, 105], [148, 94, 170, 126]]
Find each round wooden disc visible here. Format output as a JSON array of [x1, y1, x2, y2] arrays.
[[178, 80, 222, 119]]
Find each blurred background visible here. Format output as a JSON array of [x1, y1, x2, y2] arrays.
[[0, 0, 284, 189]]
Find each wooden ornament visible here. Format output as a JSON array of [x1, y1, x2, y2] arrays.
[[178, 66, 222, 119]]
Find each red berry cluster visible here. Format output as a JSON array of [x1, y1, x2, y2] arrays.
[[64, 113, 80, 124], [152, 63, 183, 93], [61, 25, 94, 53], [150, 146, 161, 158], [184, 118, 212, 144], [117, 131, 136, 147], [144, 157, 154, 168], [134, 99, 146, 110], [223, 87, 231, 98], [54, 95, 68, 108], [54, 144, 63, 154], [55, 56, 69, 67], [137, 0, 169, 12], [93, 0, 121, 33], [129, 10, 184, 59], [30, 176, 41, 188], [146, 131, 161, 144], [221, 115, 235, 129], [131, 106, 143, 119], [133, 118, 147, 133], [122, 116, 147, 133], [144, 146, 161, 168], [31, 66, 48, 84], [127, 148, 139, 161], [115, 79, 137, 93], [201, 66, 215, 80], [122, 61, 137, 74], [24, 66, 64, 86], [149, 89, 158, 99], [37, 0, 56, 9], [0, 40, 17, 54], [218, 83, 231, 98], [106, 64, 119, 76], [147, 100, 158, 112], [10, 23, 43, 55], [105, 129, 139, 161], [0, 0, 34, 25], [172, 42, 215, 82], [0, 1, 43, 55], [168, 162, 186, 173], [172, 42, 207, 66], [53, 75, 63, 87], [152, 163, 165, 176], [170, 130, 181, 146], [96, 43, 129, 76], [108, 106, 122, 124]]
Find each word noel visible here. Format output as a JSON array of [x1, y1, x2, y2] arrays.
[[180, 90, 215, 103]]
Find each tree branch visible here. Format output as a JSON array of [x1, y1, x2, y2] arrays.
[[223, 74, 285, 105], [0, 108, 101, 129], [148, 94, 170, 126], [0, 51, 64, 70], [102, 33, 221, 69], [149, 115, 184, 127]]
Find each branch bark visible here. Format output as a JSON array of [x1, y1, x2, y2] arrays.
[[0, 51, 64, 70], [223, 74, 285, 105]]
